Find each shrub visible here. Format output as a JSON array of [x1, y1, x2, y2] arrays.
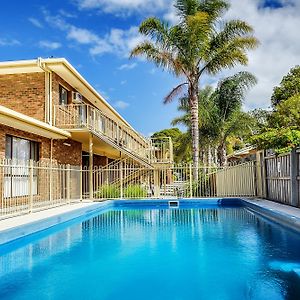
[[96, 184, 120, 199], [124, 184, 147, 198]]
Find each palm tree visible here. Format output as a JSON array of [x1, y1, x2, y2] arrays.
[[172, 72, 257, 166], [172, 87, 217, 163], [212, 71, 257, 165], [130, 0, 259, 179]]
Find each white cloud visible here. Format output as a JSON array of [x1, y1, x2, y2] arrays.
[[114, 100, 130, 109], [118, 63, 137, 70], [90, 26, 143, 57], [76, 0, 170, 15], [221, 0, 300, 110], [58, 9, 77, 18], [43, 9, 143, 57], [121, 80, 127, 85], [38, 40, 62, 50], [0, 38, 20, 46], [67, 27, 99, 44], [28, 17, 44, 28], [149, 68, 156, 75], [41, 1, 300, 112]]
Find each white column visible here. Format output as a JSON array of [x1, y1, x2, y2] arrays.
[[89, 134, 93, 200]]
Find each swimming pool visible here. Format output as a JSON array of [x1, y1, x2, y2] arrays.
[[1, 199, 300, 299]]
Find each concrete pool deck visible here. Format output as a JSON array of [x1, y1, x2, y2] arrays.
[[1, 198, 300, 245], [0, 201, 108, 245], [244, 198, 300, 232]]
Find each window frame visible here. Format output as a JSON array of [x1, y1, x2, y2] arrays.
[[59, 84, 69, 106], [4, 135, 40, 198]]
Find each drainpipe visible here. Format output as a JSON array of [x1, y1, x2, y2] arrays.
[[37, 58, 53, 125], [89, 133, 94, 200], [50, 139, 53, 203]]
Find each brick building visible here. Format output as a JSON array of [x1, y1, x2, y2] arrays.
[[0, 58, 173, 201]]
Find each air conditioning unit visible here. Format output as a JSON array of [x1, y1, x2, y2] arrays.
[[72, 92, 83, 104]]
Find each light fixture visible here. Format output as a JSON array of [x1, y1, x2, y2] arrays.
[[63, 142, 71, 147]]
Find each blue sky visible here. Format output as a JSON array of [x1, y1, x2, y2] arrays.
[[0, 0, 299, 136]]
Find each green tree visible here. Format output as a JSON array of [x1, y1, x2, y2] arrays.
[[130, 0, 258, 177], [151, 128, 182, 141], [248, 108, 270, 132], [271, 66, 300, 106], [172, 72, 257, 166], [151, 128, 187, 162], [251, 95, 300, 154], [212, 71, 257, 165]]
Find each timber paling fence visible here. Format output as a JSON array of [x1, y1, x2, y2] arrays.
[[256, 149, 300, 208], [2, 151, 300, 219]]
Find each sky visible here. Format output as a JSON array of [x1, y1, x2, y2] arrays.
[[0, 0, 300, 136]]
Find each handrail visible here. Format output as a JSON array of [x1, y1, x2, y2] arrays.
[[54, 103, 174, 165], [54, 103, 150, 161]]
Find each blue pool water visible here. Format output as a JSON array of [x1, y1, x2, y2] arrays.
[[1, 203, 300, 299]]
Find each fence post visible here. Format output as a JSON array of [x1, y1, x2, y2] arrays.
[[89, 134, 94, 200], [79, 166, 83, 202], [29, 160, 34, 213], [67, 164, 71, 205], [257, 150, 268, 199], [290, 149, 299, 207], [120, 161, 123, 199], [189, 163, 193, 198], [49, 160, 53, 204]]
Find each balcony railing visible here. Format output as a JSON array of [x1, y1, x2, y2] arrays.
[[54, 104, 173, 165]]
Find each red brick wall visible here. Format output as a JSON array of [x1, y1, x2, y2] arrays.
[[93, 154, 108, 167], [52, 73, 91, 106], [52, 73, 73, 106], [52, 139, 82, 165], [0, 72, 45, 122]]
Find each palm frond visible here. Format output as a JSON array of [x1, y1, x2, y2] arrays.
[[175, 0, 200, 18], [164, 83, 188, 104], [139, 17, 170, 46], [202, 36, 259, 75], [130, 42, 183, 76], [171, 115, 190, 127]]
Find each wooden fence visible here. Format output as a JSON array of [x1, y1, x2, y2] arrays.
[[256, 149, 300, 207]]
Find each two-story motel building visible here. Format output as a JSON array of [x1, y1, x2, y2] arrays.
[[0, 58, 172, 201]]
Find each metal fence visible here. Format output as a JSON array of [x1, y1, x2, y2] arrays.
[[0, 159, 81, 219], [0, 159, 257, 219], [86, 161, 256, 200]]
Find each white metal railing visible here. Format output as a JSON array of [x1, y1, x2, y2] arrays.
[[0, 159, 256, 218], [0, 159, 81, 219], [54, 104, 149, 162], [54, 104, 173, 165], [87, 161, 257, 200]]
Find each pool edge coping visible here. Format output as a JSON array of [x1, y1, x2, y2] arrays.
[[1, 198, 300, 246]]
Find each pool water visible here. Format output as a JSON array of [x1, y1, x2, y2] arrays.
[[1, 206, 300, 299]]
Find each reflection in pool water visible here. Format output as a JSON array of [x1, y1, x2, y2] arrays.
[[1, 207, 300, 300]]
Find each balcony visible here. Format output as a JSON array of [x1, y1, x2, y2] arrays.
[[54, 104, 173, 166]]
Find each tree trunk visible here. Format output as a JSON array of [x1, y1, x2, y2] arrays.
[[189, 82, 199, 180], [208, 145, 212, 167], [217, 142, 227, 167]]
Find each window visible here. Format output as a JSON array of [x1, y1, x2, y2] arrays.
[[5, 136, 39, 161], [59, 85, 68, 105], [4, 136, 39, 198]]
